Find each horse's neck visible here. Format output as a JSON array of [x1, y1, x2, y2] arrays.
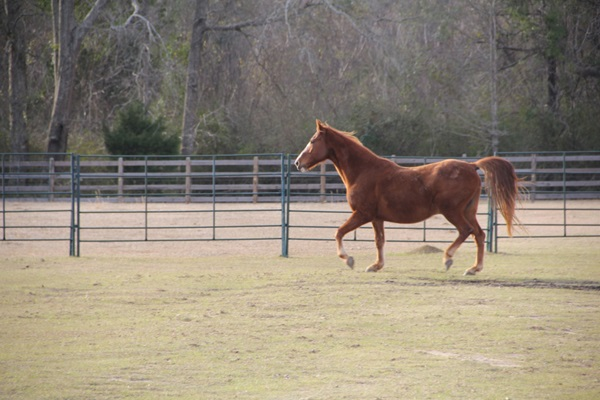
[[329, 135, 377, 186]]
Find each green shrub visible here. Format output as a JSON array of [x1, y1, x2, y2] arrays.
[[103, 102, 180, 155]]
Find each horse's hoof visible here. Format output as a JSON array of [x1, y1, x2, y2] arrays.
[[346, 256, 355, 269], [444, 259, 453, 271], [365, 264, 382, 272], [463, 269, 476, 276]]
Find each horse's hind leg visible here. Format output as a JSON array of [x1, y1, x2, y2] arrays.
[[366, 219, 385, 272], [443, 225, 472, 271], [442, 210, 475, 272], [335, 211, 370, 269], [464, 214, 486, 276], [443, 200, 486, 275]]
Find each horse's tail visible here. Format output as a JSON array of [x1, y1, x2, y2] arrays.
[[473, 156, 522, 236]]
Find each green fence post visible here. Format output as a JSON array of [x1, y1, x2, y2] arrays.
[[212, 156, 216, 240], [2, 154, 5, 241], [562, 152, 567, 237], [144, 156, 149, 241], [486, 196, 495, 253], [69, 154, 75, 256], [280, 153, 289, 257], [77, 154, 81, 257], [286, 154, 293, 256], [69, 153, 81, 257]]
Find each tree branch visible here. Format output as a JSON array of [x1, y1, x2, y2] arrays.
[[77, 0, 110, 42], [320, 0, 373, 38], [497, 46, 537, 53], [576, 66, 600, 79], [205, 17, 284, 33], [112, 0, 165, 46]]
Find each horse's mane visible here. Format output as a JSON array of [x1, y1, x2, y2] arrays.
[[322, 123, 363, 146]]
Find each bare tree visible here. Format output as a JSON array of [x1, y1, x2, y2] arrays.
[[8, 0, 592, 157], [180, 0, 313, 155], [5, 0, 29, 155], [180, 0, 208, 156], [0, 3, 6, 151], [46, 0, 109, 157], [489, 0, 500, 154]]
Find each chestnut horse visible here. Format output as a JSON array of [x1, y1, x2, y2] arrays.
[[295, 120, 521, 275]]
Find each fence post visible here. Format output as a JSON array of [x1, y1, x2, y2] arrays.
[[212, 156, 217, 240], [320, 162, 327, 202], [69, 154, 81, 257], [486, 197, 495, 252], [118, 157, 124, 202], [49, 157, 55, 201], [281, 154, 290, 257], [144, 156, 148, 241], [185, 157, 192, 204], [253, 156, 259, 203], [1, 154, 5, 241], [562, 152, 567, 237], [70, 155, 75, 256], [531, 154, 537, 202]]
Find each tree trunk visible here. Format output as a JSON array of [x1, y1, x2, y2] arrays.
[[546, 55, 559, 114], [181, 0, 208, 156], [488, 0, 499, 154], [46, 0, 108, 157], [6, 0, 29, 155]]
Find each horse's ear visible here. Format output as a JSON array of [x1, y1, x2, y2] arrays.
[[316, 119, 327, 134]]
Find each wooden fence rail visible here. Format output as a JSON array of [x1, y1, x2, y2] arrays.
[[2, 153, 600, 202]]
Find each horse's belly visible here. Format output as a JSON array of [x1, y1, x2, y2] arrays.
[[378, 203, 435, 224]]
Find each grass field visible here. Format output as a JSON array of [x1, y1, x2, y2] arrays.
[[1, 233, 599, 399]]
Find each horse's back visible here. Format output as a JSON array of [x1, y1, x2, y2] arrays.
[[349, 157, 482, 223], [416, 159, 482, 209], [419, 159, 480, 185]]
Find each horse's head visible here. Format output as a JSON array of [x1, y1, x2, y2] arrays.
[[295, 120, 330, 172]]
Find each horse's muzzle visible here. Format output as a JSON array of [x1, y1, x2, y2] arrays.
[[294, 157, 307, 172]]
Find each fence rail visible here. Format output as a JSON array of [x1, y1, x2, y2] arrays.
[[2, 152, 599, 257], [4, 153, 599, 202]]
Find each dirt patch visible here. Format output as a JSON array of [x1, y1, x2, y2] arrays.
[[409, 244, 443, 254], [411, 278, 600, 291], [419, 350, 521, 368]]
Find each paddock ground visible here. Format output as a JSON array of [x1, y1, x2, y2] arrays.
[[0, 201, 599, 399]]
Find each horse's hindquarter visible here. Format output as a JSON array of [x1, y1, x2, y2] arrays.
[[424, 160, 482, 213], [373, 160, 481, 224]]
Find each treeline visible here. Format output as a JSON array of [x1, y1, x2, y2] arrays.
[[1, 0, 599, 158]]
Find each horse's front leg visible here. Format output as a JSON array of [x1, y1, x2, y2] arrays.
[[335, 211, 370, 269], [366, 219, 385, 272]]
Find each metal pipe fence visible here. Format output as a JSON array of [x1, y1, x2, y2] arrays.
[[2, 152, 599, 257], [71, 154, 288, 257], [492, 151, 600, 251]]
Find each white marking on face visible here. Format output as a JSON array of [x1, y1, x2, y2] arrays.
[[295, 142, 312, 172]]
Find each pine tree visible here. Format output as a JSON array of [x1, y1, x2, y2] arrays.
[[103, 102, 179, 155]]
